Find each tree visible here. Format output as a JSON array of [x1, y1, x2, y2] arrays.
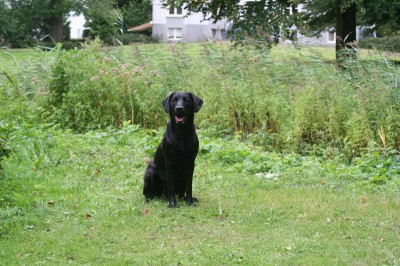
[[299, 0, 358, 60], [360, 0, 400, 37], [0, 1, 18, 45], [83, 0, 118, 43], [46, 0, 78, 42], [83, 0, 152, 44], [114, 0, 152, 33], [168, 0, 399, 55], [336, 2, 356, 60], [3, 0, 82, 46], [300, 0, 400, 58]]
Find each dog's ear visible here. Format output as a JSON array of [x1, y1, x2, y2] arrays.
[[162, 93, 174, 113], [191, 93, 203, 113]]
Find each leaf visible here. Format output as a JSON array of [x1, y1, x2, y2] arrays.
[[360, 196, 368, 203], [34, 155, 45, 169], [33, 142, 41, 157]]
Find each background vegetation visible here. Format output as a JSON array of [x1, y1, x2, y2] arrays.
[[0, 0, 151, 47], [1, 42, 399, 264], [35, 40, 400, 156], [359, 36, 400, 53]]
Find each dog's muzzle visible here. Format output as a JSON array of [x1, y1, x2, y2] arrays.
[[174, 106, 186, 124]]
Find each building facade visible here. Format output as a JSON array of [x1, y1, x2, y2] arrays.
[[67, 13, 87, 39], [152, 0, 229, 42]]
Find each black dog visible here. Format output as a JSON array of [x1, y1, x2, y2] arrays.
[[143, 92, 203, 208]]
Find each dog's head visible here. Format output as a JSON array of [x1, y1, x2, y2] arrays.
[[162, 92, 203, 125]]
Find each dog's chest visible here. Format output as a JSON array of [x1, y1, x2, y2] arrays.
[[170, 140, 197, 155]]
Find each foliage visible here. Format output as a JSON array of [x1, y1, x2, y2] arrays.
[[82, 0, 152, 45], [358, 36, 400, 53], [166, 0, 299, 47], [0, 0, 152, 47], [0, 1, 19, 46], [37, 42, 400, 154], [0, 122, 15, 168], [360, 0, 400, 37], [300, 0, 400, 37], [43, 39, 167, 132], [120, 33, 156, 44], [0, 0, 83, 46], [83, 0, 119, 44], [114, 0, 152, 34], [164, 0, 399, 47]]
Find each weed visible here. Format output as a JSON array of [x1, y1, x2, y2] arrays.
[[30, 42, 400, 154], [0, 122, 15, 166]]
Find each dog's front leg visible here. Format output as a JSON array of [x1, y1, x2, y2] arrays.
[[185, 163, 198, 205], [166, 168, 177, 208]]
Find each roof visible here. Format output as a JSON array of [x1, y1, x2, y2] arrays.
[[128, 22, 152, 32]]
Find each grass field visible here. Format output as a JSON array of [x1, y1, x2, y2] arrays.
[[1, 125, 399, 265], [1, 42, 399, 265]]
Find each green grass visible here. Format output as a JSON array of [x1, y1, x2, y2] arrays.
[[1, 42, 400, 264], [1, 125, 399, 265]]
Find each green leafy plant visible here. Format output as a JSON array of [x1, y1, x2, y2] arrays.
[[0, 122, 15, 167]]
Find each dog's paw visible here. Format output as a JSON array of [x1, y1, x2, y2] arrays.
[[185, 197, 199, 206], [168, 200, 178, 208]]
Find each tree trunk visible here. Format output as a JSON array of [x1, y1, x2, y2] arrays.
[[336, 2, 356, 61], [50, 14, 64, 42]]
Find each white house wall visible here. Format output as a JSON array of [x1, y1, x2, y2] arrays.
[[68, 12, 86, 39], [152, 0, 228, 42]]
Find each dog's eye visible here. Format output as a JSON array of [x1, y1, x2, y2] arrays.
[[182, 97, 188, 102]]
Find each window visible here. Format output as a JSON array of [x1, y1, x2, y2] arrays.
[[168, 28, 182, 40], [211, 29, 227, 40], [328, 31, 335, 42], [286, 30, 298, 41], [168, 6, 183, 16]]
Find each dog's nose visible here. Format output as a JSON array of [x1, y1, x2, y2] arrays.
[[175, 106, 184, 113]]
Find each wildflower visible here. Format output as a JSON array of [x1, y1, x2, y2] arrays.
[[120, 63, 131, 69], [133, 66, 143, 74]]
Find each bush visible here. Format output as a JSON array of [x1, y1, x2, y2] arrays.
[[39, 42, 400, 154], [0, 122, 15, 168], [38, 40, 84, 50], [358, 36, 400, 53], [117, 33, 155, 44], [43, 38, 168, 132]]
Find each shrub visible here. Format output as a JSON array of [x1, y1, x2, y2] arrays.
[[358, 36, 400, 53], [0, 122, 15, 168], [39, 42, 400, 153], [43, 38, 168, 132]]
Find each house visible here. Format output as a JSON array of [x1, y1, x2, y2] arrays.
[[151, 0, 229, 42]]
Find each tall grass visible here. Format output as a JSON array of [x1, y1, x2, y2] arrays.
[[32, 41, 399, 156]]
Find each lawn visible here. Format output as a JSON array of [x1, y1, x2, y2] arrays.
[[1, 42, 399, 265], [1, 125, 399, 265]]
